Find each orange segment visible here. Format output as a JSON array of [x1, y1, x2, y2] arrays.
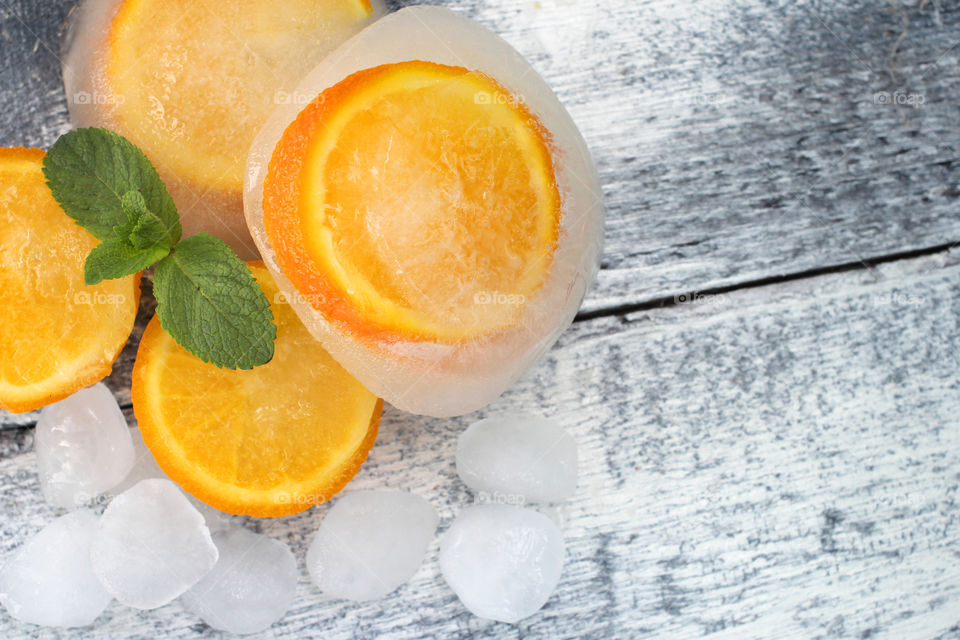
[[132, 262, 381, 517], [263, 61, 562, 343], [0, 147, 140, 413], [105, 0, 374, 193]]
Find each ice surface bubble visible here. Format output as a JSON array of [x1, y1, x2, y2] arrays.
[[181, 528, 297, 635], [111, 427, 230, 533], [306, 490, 438, 601], [457, 414, 578, 503], [0, 510, 111, 627], [35, 382, 134, 508], [440, 505, 564, 623], [90, 479, 218, 609]]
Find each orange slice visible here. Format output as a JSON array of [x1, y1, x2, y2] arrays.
[[104, 0, 375, 195], [132, 261, 381, 517], [262, 61, 562, 343], [0, 147, 140, 413]]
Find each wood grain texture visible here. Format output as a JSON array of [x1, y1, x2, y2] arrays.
[[1, 0, 958, 314], [2, 0, 960, 638], [2, 249, 960, 639]]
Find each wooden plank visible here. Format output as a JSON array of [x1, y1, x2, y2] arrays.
[[2, 248, 959, 638], [538, 0, 960, 312], [1, 0, 959, 314]]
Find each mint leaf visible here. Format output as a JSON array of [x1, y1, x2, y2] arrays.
[[82, 189, 174, 284], [153, 234, 275, 369], [118, 191, 173, 251], [120, 189, 147, 220], [84, 238, 169, 286], [44, 127, 277, 369], [43, 128, 181, 244]]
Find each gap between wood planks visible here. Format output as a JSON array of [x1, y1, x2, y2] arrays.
[[575, 240, 960, 323], [3, 239, 959, 434]]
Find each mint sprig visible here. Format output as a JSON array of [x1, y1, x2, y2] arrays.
[[43, 127, 275, 370], [153, 234, 276, 370], [44, 128, 180, 243]]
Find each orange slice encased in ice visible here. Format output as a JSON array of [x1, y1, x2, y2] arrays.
[[90, 0, 378, 256], [105, 0, 375, 193], [262, 61, 562, 343]]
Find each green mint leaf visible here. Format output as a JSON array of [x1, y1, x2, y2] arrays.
[[83, 189, 174, 284], [84, 238, 169, 286], [128, 214, 172, 250], [153, 233, 275, 369], [111, 190, 174, 251], [111, 191, 144, 242], [120, 189, 147, 219], [42, 128, 181, 244]]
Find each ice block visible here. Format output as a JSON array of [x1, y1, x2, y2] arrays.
[[62, 0, 385, 258], [245, 7, 603, 417]]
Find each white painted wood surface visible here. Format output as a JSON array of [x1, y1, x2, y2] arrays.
[[1, 0, 960, 638]]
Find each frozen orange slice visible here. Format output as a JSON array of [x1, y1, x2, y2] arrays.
[[66, 0, 380, 257], [0, 147, 140, 413], [132, 261, 381, 517], [262, 61, 562, 342]]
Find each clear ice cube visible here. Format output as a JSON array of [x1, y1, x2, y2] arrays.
[[0, 510, 111, 627], [440, 505, 564, 623], [35, 382, 134, 508], [457, 414, 578, 503], [90, 479, 218, 609], [181, 528, 297, 635], [306, 490, 438, 601]]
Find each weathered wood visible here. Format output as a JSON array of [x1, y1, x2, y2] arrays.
[[1, 0, 958, 315], [2, 249, 959, 638], [3, 0, 960, 637]]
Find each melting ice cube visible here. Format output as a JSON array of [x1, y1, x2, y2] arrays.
[[0, 510, 111, 627], [457, 414, 578, 503], [440, 505, 564, 623], [181, 528, 297, 635]]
